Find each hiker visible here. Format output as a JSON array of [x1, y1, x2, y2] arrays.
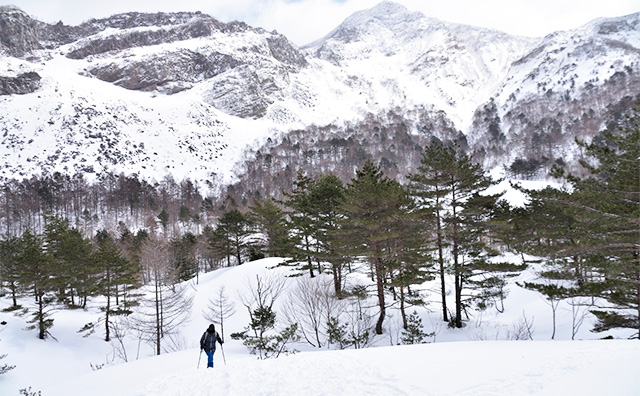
[[200, 324, 224, 368]]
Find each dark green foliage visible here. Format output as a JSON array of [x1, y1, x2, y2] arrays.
[[209, 208, 251, 266], [282, 171, 319, 277], [231, 304, 299, 359], [17, 229, 56, 340], [508, 157, 542, 179], [231, 323, 299, 359], [90, 230, 140, 342], [409, 144, 508, 328], [0, 236, 22, 308], [247, 197, 291, 258], [325, 315, 370, 350], [400, 311, 433, 345], [171, 232, 198, 281], [522, 106, 640, 338], [157, 209, 170, 232], [337, 159, 423, 334], [326, 316, 350, 349], [42, 214, 93, 308]]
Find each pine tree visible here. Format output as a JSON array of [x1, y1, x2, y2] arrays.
[[283, 171, 319, 277], [247, 197, 291, 258], [210, 209, 251, 266], [407, 144, 456, 322], [531, 110, 640, 338], [337, 160, 415, 334], [410, 144, 507, 328], [17, 230, 56, 340], [400, 311, 432, 344], [171, 232, 198, 281], [0, 236, 22, 308], [42, 214, 93, 308], [89, 230, 141, 342], [308, 174, 346, 295], [445, 158, 500, 328]]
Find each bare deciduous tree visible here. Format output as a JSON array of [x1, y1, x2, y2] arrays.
[[283, 276, 345, 348], [132, 236, 193, 355], [202, 286, 236, 341]]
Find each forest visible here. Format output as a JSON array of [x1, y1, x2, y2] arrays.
[[0, 108, 638, 360]]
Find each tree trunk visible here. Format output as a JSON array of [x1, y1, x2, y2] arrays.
[[452, 194, 462, 329], [374, 256, 386, 335], [155, 279, 161, 355], [105, 293, 111, 342], [435, 208, 448, 322], [37, 294, 45, 340]]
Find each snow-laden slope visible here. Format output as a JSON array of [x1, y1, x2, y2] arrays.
[[1, 257, 638, 395], [45, 339, 640, 396], [304, 1, 538, 130], [1, 2, 639, 192]]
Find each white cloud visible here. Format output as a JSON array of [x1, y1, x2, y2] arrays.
[[6, 0, 640, 45]]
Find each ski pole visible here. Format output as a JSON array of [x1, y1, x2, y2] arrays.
[[220, 344, 227, 366], [197, 349, 202, 369]]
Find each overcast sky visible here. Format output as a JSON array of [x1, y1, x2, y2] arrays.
[[4, 0, 639, 45]]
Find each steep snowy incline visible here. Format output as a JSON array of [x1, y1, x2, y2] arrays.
[[1, 3, 639, 192], [305, 1, 538, 131]]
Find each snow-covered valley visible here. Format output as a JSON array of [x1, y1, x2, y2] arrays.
[[1, 257, 639, 395]]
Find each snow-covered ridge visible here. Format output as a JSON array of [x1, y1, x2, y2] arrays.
[[0, 2, 638, 193]]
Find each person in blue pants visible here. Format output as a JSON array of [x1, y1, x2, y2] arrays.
[[200, 324, 224, 368]]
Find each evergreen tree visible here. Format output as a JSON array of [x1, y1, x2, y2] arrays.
[[528, 110, 640, 338], [337, 160, 415, 334], [247, 197, 291, 258], [0, 236, 22, 308], [308, 174, 346, 295], [17, 230, 56, 340], [89, 230, 140, 342], [210, 208, 251, 266], [407, 144, 456, 322], [410, 144, 509, 328], [171, 232, 198, 281], [400, 311, 432, 344], [42, 214, 93, 307], [283, 171, 319, 277], [445, 158, 500, 328]]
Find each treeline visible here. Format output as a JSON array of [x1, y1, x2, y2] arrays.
[[0, 172, 213, 238], [0, 109, 638, 347]]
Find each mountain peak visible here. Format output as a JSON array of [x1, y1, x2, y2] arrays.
[[340, 1, 421, 30]]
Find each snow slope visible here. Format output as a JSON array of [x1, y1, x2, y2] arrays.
[[2, 4, 638, 192], [46, 339, 640, 396], [1, 257, 638, 395]]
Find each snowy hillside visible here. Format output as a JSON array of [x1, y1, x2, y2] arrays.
[[2, 257, 639, 395], [1, 2, 639, 192]]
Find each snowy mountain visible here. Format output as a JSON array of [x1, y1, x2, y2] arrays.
[[0, 2, 638, 193]]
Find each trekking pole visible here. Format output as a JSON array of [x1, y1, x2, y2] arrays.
[[197, 349, 202, 369], [220, 343, 227, 366]]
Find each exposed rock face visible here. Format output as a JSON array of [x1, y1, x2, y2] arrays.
[[86, 50, 240, 93], [0, 71, 41, 95], [203, 64, 286, 118], [0, 8, 308, 119], [0, 7, 43, 57], [266, 35, 308, 70], [65, 13, 227, 59]]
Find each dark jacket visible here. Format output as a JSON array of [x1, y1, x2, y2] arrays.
[[200, 329, 223, 352]]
